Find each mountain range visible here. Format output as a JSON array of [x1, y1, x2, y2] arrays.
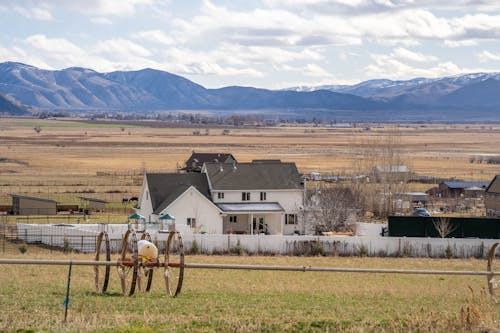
[[0, 61, 499, 122]]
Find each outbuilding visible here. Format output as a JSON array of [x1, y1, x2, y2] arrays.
[[10, 194, 57, 215], [485, 175, 500, 217], [78, 197, 108, 212]]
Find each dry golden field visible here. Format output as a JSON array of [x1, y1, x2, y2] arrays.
[[0, 243, 498, 332], [0, 117, 499, 205], [1, 118, 500, 332]]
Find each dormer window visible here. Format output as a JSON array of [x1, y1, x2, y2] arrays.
[[260, 192, 267, 201], [218, 192, 224, 199]]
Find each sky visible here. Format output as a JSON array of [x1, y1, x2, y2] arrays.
[[2, 0, 500, 89]]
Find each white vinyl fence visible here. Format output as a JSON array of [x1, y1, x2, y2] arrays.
[[13, 223, 499, 258]]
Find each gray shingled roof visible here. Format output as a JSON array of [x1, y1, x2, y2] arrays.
[[204, 161, 302, 190], [183, 152, 235, 171], [443, 181, 489, 189], [146, 173, 211, 214]]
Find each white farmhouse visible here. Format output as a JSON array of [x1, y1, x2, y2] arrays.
[[136, 160, 305, 235], [136, 173, 223, 234]]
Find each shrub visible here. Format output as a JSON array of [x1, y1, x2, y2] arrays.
[[18, 244, 28, 254], [445, 244, 454, 259], [190, 239, 200, 255], [63, 238, 73, 253], [358, 244, 368, 257], [311, 240, 325, 256], [231, 239, 245, 256]]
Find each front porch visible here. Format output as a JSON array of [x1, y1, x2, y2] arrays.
[[218, 203, 285, 235]]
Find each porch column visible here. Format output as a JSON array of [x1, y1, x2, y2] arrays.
[[250, 213, 254, 234]]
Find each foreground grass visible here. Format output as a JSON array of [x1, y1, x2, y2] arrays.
[[0, 245, 498, 332]]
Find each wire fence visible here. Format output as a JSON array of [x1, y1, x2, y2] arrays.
[[0, 224, 100, 253]]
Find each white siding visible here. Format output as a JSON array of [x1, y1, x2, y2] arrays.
[[158, 187, 223, 234]]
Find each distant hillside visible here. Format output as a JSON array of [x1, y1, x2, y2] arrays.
[[0, 62, 377, 114], [0, 93, 29, 115], [0, 61, 500, 121]]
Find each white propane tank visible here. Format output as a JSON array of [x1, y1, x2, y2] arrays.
[[137, 240, 158, 262]]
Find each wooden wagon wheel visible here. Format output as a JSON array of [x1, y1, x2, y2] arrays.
[[118, 229, 139, 296], [140, 232, 155, 292], [94, 231, 110, 294], [487, 242, 499, 302], [164, 231, 185, 297]]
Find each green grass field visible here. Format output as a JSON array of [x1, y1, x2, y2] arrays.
[[0, 243, 498, 332]]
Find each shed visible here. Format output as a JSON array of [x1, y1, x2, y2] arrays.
[[395, 192, 428, 204], [485, 175, 500, 217], [372, 165, 410, 182], [9, 194, 57, 215], [437, 181, 489, 197], [78, 197, 108, 212]]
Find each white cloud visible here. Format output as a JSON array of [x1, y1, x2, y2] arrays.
[[393, 48, 438, 62], [280, 63, 334, 78], [478, 50, 500, 62], [93, 39, 152, 58], [161, 47, 264, 77], [361, 49, 499, 80], [131, 30, 175, 45], [13, 5, 52, 20], [90, 17, 113, 25], [55, 0, 153, 17], [264, 0, 500, 14], [444, 39, 478, 47], [170, 1, 500, 51], [25, 35, 85, 57]]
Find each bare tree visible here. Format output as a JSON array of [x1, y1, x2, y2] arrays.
[[310, 185, 358, 234], [349, 129, 410, 218], [432, 217, 458, 238]]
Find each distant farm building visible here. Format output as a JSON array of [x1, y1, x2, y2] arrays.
[[181, 152, 236, 173], [431, 181, 490, 198], [394, 192, 429, 208], [485, 175, 500, 217], [372, 165, 410, 182], [9, 195, 57, 215], [79, 197, 108, 212]]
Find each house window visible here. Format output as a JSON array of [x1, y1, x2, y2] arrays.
[[242, 192, 250, 201], [229, 215, 238, 223], [285, 214, 297, 225], [187, 218, 196, 228], [218, 192, 224, 199], [260, 192, 267, 201]]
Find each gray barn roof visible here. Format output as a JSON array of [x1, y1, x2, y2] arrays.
[[9, 194, 58, 203], [443, 181, 489, 189], [204, 161, 302, 191], [146, 173, 211, 214]]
